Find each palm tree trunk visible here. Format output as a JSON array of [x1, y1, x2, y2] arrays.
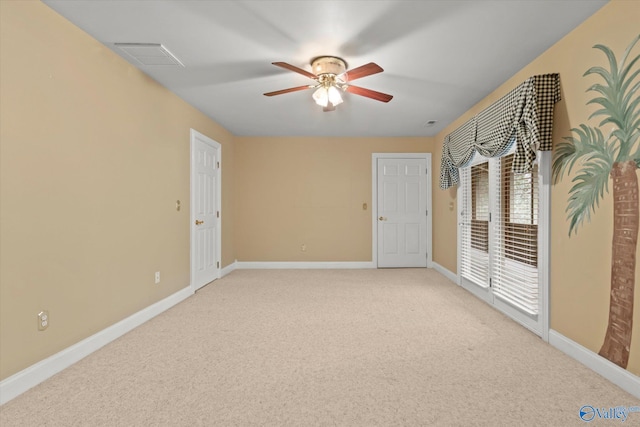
[[599, 160, 638, 368]]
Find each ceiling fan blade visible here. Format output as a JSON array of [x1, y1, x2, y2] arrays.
[[263, 85, 313, 97], [342, 62, 383, 82], [345, 85, 393, 103], [272, 62, 318, 80]]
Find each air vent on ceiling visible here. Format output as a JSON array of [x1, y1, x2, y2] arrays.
[[114, 43, 184, 67]]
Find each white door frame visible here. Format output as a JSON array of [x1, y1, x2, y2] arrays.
[[372, 153, 432, 268], [190, 129, 221, 292]]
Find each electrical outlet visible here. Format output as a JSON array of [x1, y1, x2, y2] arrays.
[[37, 311, 49, 331], [155, 271, 160, 284], [301, 244, 306, 252]]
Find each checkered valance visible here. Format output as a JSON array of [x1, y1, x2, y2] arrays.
[[440, 74, 560, 189]]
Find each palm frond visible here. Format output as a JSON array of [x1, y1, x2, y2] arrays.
[[558, 35, 640, 236], [552, 124, 615, 184], [619, 34, 640, 80], [586, 81, 616, 101], [588, 37, 640, 161], [552, 141, 577, 184], [584, 65, 615, 90], [623, 81, 640, 160], [622, 78, 640, 113], [566, 158, 611, 236], [620, 60, 640, 95], [587, 95, 624, 128], [593, 43, 620, 78]]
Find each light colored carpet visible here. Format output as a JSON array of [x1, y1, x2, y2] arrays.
[[1, 269, 638, 426]]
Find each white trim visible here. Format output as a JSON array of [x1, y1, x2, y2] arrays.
[[456, 178, 462, 287], [236, 261, 375, 269], [432, 262, 458, 283], [190, 129, 222, 292], [548, 330, 640, 399], [426, 156, 433, 268], [221, 261, 236, 278], [371, 153, 432, 268], [371, 155, 377, 266], [493, 297, 542, 337], [0, 287, 193, 405], [538, 151, 551, 342]]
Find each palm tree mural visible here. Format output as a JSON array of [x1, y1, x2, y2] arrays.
[[553, 34, 640, 369]]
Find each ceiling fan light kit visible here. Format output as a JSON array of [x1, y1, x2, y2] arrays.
[[312, 84, 343, 108], [264, 55, 392, 112]]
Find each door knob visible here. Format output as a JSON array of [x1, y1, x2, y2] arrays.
[[379, 216, 387, 221], [195, 220, 204, 225]]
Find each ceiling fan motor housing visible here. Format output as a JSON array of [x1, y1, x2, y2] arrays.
[[311, 56, 347, 77]]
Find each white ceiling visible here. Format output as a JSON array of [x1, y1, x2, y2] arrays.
[[43, 0, 607, 137]]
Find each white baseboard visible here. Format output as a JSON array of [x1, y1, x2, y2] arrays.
[[548, 329, 640, 399], [221, 261, 236, 277], [235, 261, 375, 269], [0, 286, 193, 405], [432, 262, 458, 284]]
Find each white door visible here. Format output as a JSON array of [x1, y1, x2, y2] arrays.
[[377, 158, 428, 267], [458, 159, 492, 303], [191, 130, 221, 291], [457, 149, 549, 337]]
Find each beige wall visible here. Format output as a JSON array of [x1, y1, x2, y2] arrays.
[[431, 0, 640, 375], [234, 137, 433, 262], [0, 1, 235, 379], [3, 0, 638, 384]]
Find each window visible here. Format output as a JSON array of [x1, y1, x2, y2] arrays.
[[459, 161, 490, 288], [502, 154, 538, 267], [492, 153, 540, 316], [471, 163, 489, 252]]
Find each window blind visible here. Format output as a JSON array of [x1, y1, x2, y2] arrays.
[[460, 161, 489, 288], [492, 154, 539, 315]]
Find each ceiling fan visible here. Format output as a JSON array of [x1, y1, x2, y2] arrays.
[[264, 56, 393, 112]]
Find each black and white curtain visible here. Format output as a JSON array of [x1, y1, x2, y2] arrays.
[[440, 74, 560, 190]]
